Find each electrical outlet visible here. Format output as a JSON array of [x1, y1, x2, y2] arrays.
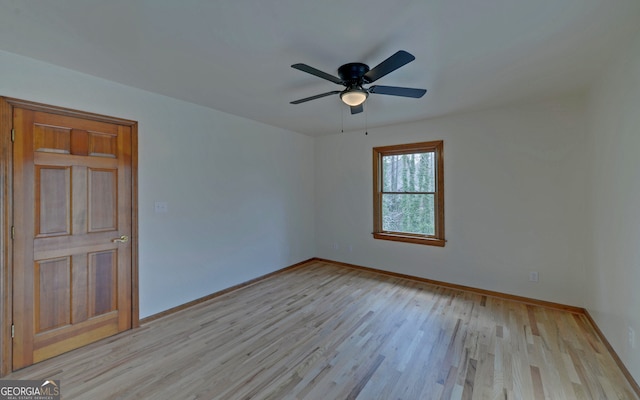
[[529, 271, 539, 282], [629, 326, 636, 349]]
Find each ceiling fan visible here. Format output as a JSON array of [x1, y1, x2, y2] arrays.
[[290, 50, 426, 114]]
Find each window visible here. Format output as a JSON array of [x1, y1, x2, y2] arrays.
[[373, 140, 445, 246]]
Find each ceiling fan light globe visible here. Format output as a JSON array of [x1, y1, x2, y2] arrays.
[[340, 89, 368, 106]]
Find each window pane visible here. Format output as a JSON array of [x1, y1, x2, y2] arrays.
[[382, 193, 435, 235], [382, 152, 435, 192]]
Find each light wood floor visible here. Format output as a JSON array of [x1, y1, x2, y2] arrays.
[[3, 260, 637, 399]]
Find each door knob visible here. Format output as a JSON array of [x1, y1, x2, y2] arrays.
[[112, 235, 129, 243]]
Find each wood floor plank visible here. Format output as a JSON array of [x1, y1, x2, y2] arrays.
[[2, 260, 638, 399]]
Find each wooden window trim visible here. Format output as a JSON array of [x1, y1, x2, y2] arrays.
[[372, 140, 445, 246]]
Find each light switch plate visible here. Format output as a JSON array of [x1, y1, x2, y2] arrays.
[[154, 201, 168, 213]]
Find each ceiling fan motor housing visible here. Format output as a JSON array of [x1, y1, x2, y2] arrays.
[[338, 63, 370, 83]]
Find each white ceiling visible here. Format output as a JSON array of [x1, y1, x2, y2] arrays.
[[0, 0, 639, 136]]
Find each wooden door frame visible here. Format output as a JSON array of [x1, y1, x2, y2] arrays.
[[0, 97, 139, 376]]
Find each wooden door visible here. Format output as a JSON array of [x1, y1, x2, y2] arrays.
[[12, 107, 133, 370]]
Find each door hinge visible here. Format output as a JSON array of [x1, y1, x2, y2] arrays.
[[11, 226, 15, 240], [11, 128, 15, 142], [11, 325, 14, 338]]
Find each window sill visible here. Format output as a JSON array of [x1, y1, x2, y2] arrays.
[[373, 232, 446, 247]]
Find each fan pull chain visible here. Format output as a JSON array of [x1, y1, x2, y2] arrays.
[[365, 106, 368, 135]]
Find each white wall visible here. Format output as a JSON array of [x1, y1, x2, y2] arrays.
[[315, 96, 588, 306], [586, 29, 640, 382], [0, 50, 316, 318]]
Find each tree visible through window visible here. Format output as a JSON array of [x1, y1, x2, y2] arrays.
[[373, 141, 445, 246]]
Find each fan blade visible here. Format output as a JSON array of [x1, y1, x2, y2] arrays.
[[369, 85, 426, 98], [363, 50, 415, 83], [350, 104, 364, 114], [290, 91, 341, 104], [291, 63, 343, 84]]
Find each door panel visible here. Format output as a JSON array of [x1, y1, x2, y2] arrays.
[[35, 257, 71, 333], [33, 124, 71, 154], [88, 168, 118, 232], [35, 166, 72, 237], [12, 108, 133, 370], [88, 250, 118, 317]]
